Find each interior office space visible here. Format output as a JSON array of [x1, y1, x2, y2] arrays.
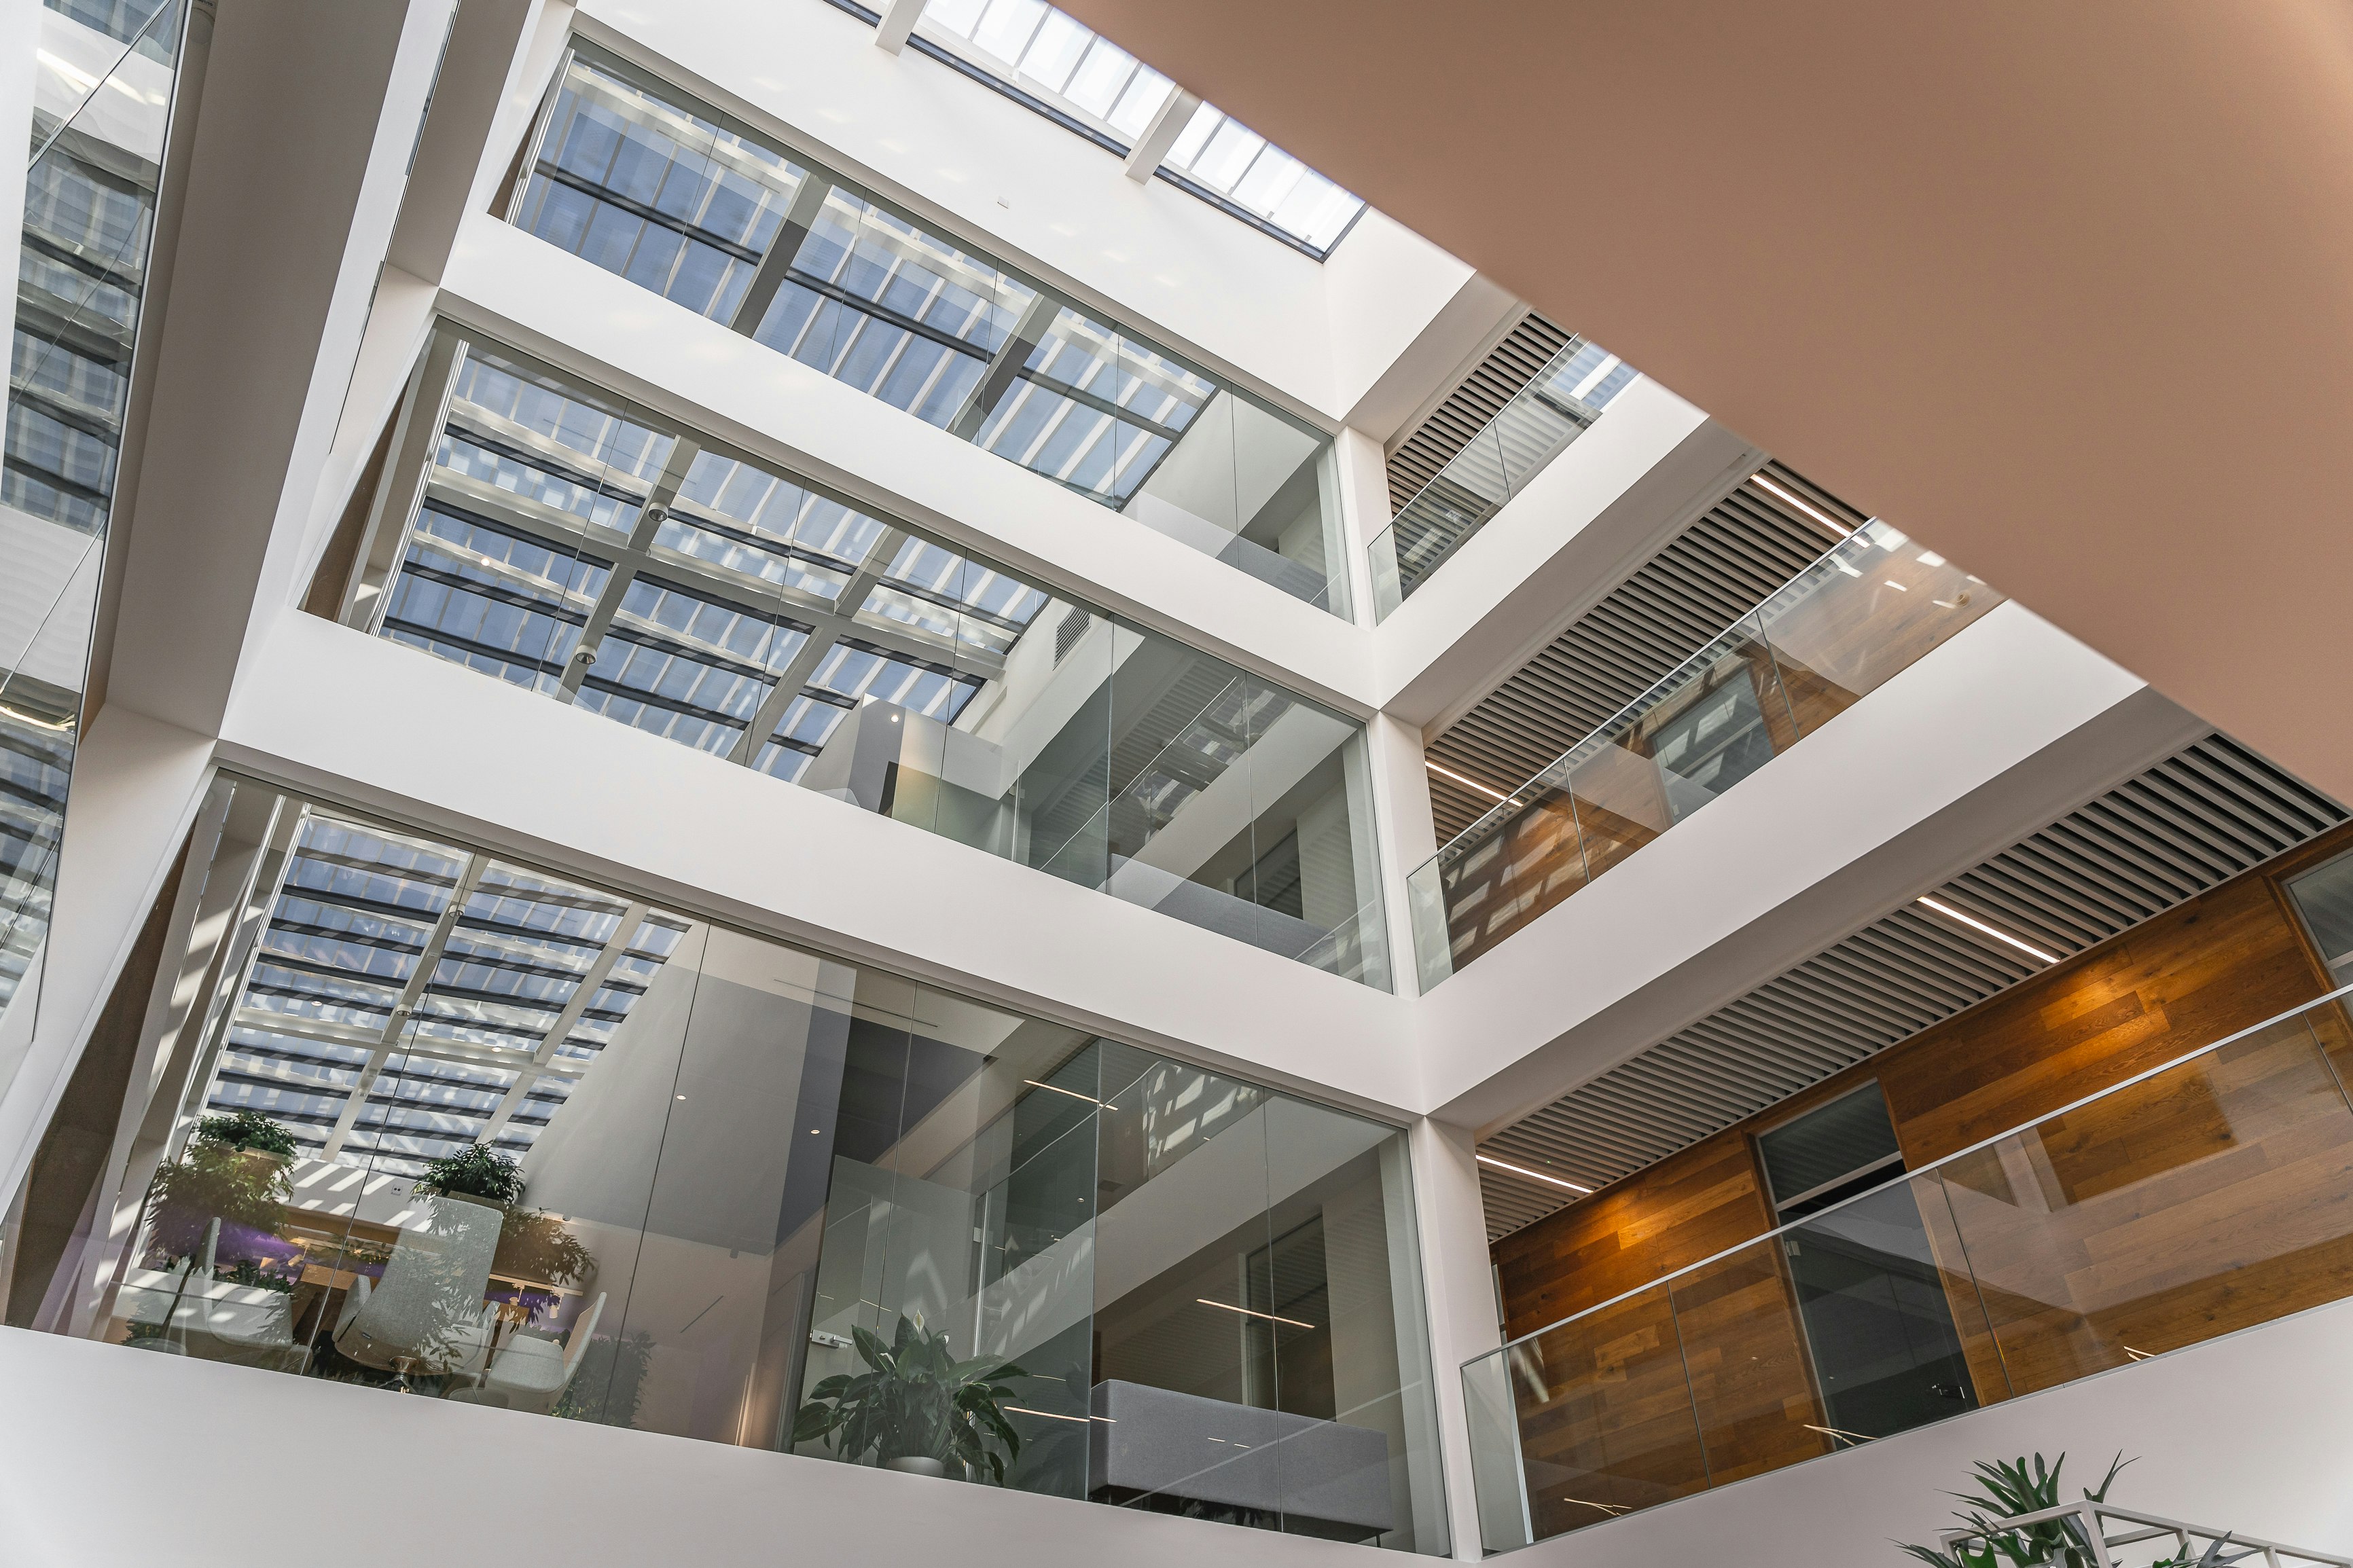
[[3, 3, 2352, 1565]]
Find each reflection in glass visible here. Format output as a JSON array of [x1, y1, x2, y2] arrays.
[[505, 44, 1351, 615], [1459, 987, 2353, 1550], [0, 0, 187, 1025], [1414, 518, 2000, 985], [1369, 338, 1635, 619], [323, 324, 1389, 987], [41, 782, 1445, 1551]]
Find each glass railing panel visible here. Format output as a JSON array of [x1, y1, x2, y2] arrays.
[[1411, 525, 2005, 987], [1505, 1286, 1709, 1535], [509, 44, 1351, 617], [1938, 1006, 2353, 1394], [1757, 521, 2000, 733], [331, 324, 1389, 985], [1462, 1344, 1533, 1553], [1459, 987, 2353, 1552], [1368, 339, 1633, 620]]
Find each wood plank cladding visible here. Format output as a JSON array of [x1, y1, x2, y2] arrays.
[[1491, 822, 2353, 1517]]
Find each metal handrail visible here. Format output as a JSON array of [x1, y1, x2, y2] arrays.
[[1375, 338, 1596, 549], [1461, 978, 2353, 1368], [1940, 1500, 2351, 1568], [1412, 515, 1882, 881]]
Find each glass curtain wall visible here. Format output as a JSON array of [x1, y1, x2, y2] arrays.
[[499, 42, 1351, 615], [315, 322, 1389, 987], [33, 780, 1447, 1552], [0, 0, 185, 1021]]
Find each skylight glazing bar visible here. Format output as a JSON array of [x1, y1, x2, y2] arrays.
[[507, 39, 1352, 614], [319, 323, 1392, 988]]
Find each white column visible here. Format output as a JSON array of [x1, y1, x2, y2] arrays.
[[1330, 426, 1387, 630], [1407, 1113, 1505, 1559], [1364, 710, 1437, 998]]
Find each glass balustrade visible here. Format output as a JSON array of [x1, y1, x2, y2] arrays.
[[504, 42, 1352, 617], [1408, 522, 2000, 989], [23, 780, 1450, 1550], [1367, 339, 1635, 620], [1458, 983, 2353, 1551], [319, 322, 1392, 988]]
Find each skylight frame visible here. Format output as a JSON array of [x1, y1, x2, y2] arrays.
[[817, 0, 1368, 261]]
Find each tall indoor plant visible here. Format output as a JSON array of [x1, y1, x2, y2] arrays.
[[791, 1313, 1028, 1482]]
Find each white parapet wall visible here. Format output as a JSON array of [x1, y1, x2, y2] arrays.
[[0, 1324, 1393, 1568]]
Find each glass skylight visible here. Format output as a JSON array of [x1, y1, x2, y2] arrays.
[[920, 0, 1173, 145], [1160, 103, 1365, 254], [903, 0, 1367, 256]]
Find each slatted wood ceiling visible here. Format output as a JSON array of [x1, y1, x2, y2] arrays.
[[1422, 462, 1861, 842], [1386, 312, 1576, 513], [1477, 733, 2348, 1239]]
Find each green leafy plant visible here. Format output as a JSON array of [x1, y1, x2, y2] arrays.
[[492, 1207, 594, 1291], [791, 1313, 1027, 1483], [556, 1329, 656, 1427], [195, 1110, 302, 1160], [415, 1143, 526, 1205], [1898, 1453, 2128, 1567], [219, 1258, 294, 1294], [144, 1114, 298, 1263]]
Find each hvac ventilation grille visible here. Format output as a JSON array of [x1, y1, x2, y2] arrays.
[[1386, 312, 1575, 513], [1424, 461, 1858, 843], [1477, 734, 2348, 1240]]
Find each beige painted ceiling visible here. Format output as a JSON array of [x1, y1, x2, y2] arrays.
[[1060, 0, 2353, 806]]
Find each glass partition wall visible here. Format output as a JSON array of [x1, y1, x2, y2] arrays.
[[501, 41, 1350, 615], [1, 0, 187, 1022], [26, 778, 1448, 1551], [312, 322, 1390, 987]]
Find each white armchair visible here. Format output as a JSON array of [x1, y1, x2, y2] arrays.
[[332, 1194, 501, 1380], [471, 1293, 606, 1415]]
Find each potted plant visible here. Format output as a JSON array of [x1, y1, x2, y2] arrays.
[[1897, 1452, 2257, 1567], [415, 1144, 526, 1206], [414, 1143, 593, 1304], [791, 1312, 1028, 1482], [145, 1110, 300, 1266]]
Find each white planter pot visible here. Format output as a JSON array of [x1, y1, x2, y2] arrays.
[[884, 1457, 946, 1478]]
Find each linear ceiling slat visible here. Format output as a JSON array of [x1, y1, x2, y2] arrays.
[[1478, 733, 2346, 1239]]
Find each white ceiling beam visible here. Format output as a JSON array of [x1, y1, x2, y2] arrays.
[[1123, 88, 1198, 182]]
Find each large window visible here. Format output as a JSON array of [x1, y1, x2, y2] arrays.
[[0, 0, 185, 1023], [315, 323, 1390, 987], [21, 780, 1449, 1552], [504, 43, 1351, 615]]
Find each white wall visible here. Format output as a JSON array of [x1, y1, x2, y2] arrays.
[[0, 1325, 1393, 1568], [1498, 1294, 2353, 1565], [215, 608, 1424, 1119]]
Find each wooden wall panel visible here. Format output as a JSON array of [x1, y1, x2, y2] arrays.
[[1494, 820, 2353, 1442]]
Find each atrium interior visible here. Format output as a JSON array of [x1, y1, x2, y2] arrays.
[[2, 2, 2350, 1565]]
